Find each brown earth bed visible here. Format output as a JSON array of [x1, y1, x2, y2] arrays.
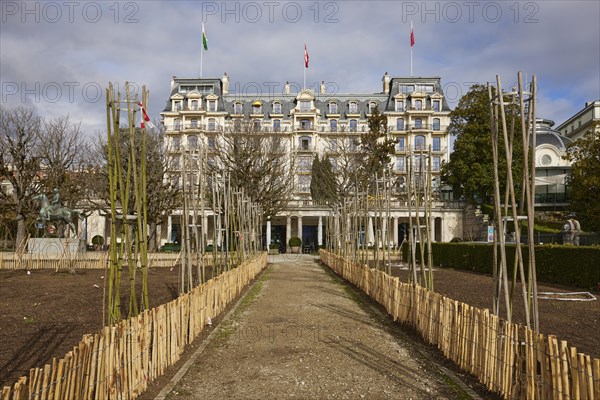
[[368, 260, 600, 359]]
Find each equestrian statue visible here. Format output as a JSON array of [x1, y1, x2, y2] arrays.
[[32, 188, 83, 237]]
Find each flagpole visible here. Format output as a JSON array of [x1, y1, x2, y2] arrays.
[[410, 46, 413, 77], [410, 20, 413, 77], [304, 65, 306, 89], [201, 46, 203, 78]]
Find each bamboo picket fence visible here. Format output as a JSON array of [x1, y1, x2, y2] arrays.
[[0, 252, 214, 270], [1, 252, 267, 400], [320, 250, 600, 400]]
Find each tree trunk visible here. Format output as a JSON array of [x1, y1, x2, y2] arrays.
[[16, 217, 27, 250], [148, 222, 158, 252]]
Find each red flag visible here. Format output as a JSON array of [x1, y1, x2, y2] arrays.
[[410, 21, 415, 47], [304, 43, 309, 68], [138, 102, 155, 129]]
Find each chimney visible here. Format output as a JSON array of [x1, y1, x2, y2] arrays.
[[222, 72, 229, 95], [320, 80, 326, 95], [382, 72, 390, 94], [285, 81, 290, 95], [171, 76, 177, 91]]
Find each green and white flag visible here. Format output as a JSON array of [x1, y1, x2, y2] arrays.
[[202, 23, 208, 51]]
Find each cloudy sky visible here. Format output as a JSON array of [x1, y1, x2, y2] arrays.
[[1, 0, 599, 137]]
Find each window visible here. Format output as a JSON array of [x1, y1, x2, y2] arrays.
[[174, 101, 182, 111], [432, 137, 441, 152], [253, 120, 261, 131], [414, 118, 423, 129], [190, 118, 198, 128], [188, 135, 198, 148], [273, 119, 281, 132], [349, 119, 357, 132], [369, 102, 377, 114], [415, 84, 434, 92], [396, 156, 405, 171], [300, 119, 312, 130], [207, 137, 216, 149], [396, 118, 405, 131], [207, 118, 216, 131], [273, 102, 282, 114], [329, 102, 338, 114], [234, 102, 242, 114], [395, 177, 406, 193], [299, 136, 311, 150], [173, 119, 181, 131], [299, 100, 310, 112], [207, 100, 216, 112], [349, 102, 358, 114], [400, 85, 415, 93], [298, 175, 311, 192], [252, 103, 262, 114], [432, 118, 441, 131], [432, 156, 441, 171], [172, 137, 181, 151], [415, 99, 423, 110], [414, 135, 425, 150], [191, 100, 199, 110], [396, 137, 405, 152], [297, 157, 312, 172], [395, 100, 404, 112], [330, 119, 338, 132], [432, 100, 440, 111]]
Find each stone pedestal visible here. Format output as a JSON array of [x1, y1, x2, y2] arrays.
[[27, 238, 81, 257]]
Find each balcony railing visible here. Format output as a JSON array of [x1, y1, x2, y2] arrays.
[[388, 124, 446, 132]]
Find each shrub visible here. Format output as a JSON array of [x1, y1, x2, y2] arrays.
[[91, 235, 104, 245], [288, 236, 302, 247], [269, 243, 280, 249]]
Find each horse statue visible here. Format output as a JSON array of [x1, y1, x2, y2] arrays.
[[32, 193, 83, 237]]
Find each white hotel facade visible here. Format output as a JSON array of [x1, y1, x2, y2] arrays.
[[158, 73, 465, 250]]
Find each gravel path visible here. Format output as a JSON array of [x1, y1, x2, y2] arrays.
[[164, 255, 474, 399]]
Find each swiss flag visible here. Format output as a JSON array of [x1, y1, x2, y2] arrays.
[[304, 43, 309, 68], [410, 21, 415, 47]]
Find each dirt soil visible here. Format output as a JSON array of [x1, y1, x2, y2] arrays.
[[1, 255, 598, 397], [0, 264, 216, 388], [373, 260, 600, 359]]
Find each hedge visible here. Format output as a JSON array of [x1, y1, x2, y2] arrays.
[[402, 242, 600, 289]]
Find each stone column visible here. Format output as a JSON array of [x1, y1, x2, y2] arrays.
[[317, 216, 323, 247], [393, 217, 399, 246], [286, 216, 292, 251], [167, 215, 173, 243], [297, 216, 303, 241]]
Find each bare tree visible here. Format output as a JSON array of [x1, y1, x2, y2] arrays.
[[0, 106, 43, 247], [37, 115, 91, 208], [208, 119, 294, 218]]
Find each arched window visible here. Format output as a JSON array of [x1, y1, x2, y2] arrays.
[[349, 102, 358, 114], [234, 102, 242, 114], [329, 102, 338, 114], [369, 102, 377, 114], [188, 135, 198, 148], [330, 119, 338, 132], [415, 99, 423, 110], [414, 117, 423, 129], [396, 118, 404, 131], [349, 119, 357, 132], [273, 102, 282, 114], [190, 100, 199, 111], [432, 118, 441, 131]]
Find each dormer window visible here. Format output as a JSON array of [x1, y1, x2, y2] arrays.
[[252, 101, 262, 114], [234, 102, 242, 114], [415, 99, 423, 110], [349, 102, 358, 114], [190, 100, 199, 111], [174, 101, 182, 111], [299, 100, 310, 112], [395, 100, 404, 112], [207, 100, 217, 112], [273, 102, 282, 114], [368, 102, 377, 114], [432, 100, 440, 112], [329, 102, 338, 114]]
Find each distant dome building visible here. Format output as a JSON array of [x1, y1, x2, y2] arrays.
[[534, 119, 572, 207]]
